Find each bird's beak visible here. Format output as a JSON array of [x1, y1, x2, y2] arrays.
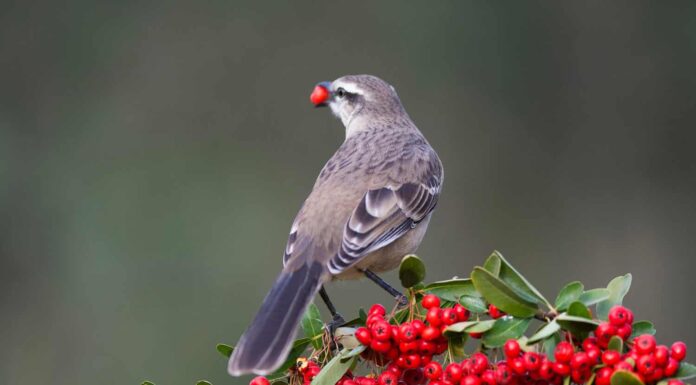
[[310, 81, 331, 107]]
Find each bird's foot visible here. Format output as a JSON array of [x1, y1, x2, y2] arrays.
[[326, 313, 346, 336], [395, 294, 409, 308]]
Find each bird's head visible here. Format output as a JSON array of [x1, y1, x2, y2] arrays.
[[310, 75, 408, 137]]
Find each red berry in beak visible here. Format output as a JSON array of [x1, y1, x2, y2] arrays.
[[310, 84, 330, 106]]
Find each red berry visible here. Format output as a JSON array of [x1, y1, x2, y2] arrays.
[[387, 363, 403, 376], [538, 360, 554, 380], [655, 345, 670, 366], [424, 362, 443, 380], [523, 352, 541, 371], [399, 324, 418, 342], [421, 355, 432, 365], [445, 364, 464, 383], [412, 319, 426, 335], [250, 376, 270, 385], [422, 294, 441, 309], [554, 341, 574, 363], [399, 341, 418, 354], [634, 334, 657, 355], [481, 370, 496, 385], [595, 367, 614, 385], [372, 321, 393, 341], [454, 304, 470, 321], [370, 339, 392, 353], [421, 326, 441, 341], [571, 369, 591, 384], [615, 361, 635, 372], [386, 347, 399, 361], [510, 357, 526, 375], [608, 306, 632, 326], [552, 362, 570, 376], [496, 364, 513, 385], [570, 352, 590, 371], [586, 347, 601, 364], [310, 84, 330, 105], [355, 327, 372, 345], [488, 304, 504, 319], [471, 352, 489, 374], [671, 341, 687, 361], [403, 369, 426, 385], [369, 304, 386, 316], [637, 354, 657, 375], [419, 340, 437, 355], [379, 372, 399, 385], [442, 308, 458, 325], [595, 322, 617, 347], [602, 350, 621, 366], [403, 353, 422, 369], [504, 339, 521, 359], [461, 375, 481, 385], [582, 337, 598, 351], [426, 308, 443, 327], [665, 358, 680, 377], [667, 380, 685, 385], [617, 324, 633, 340]]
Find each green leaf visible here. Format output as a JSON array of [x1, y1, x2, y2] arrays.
[[444, 320, 496, 335], [611, 370, 645, 385], [483, 252, 502, 276], [459, 295, 488, 313], [567, 301, 592, 319], [527, 320, 561, 344], [578, 288, 611, 306], [142, 382, 155, 385], [399, 254, 426, 288], [269, 338, 312, 377], [630, 321, 656, 339], [341, 345, 366, 359], [483, 317, 531, 347], [608, 336, 624, 352], [542, 333, 562, 361], [424, 279, 479, 302], [301, 303, 324, 349], [556, 313, 600, 337], [493, 251, 552, 309], [311, 349, 357, 385], [597, 274, 632, 320], [471, 267, 539, 318], [555, 281, 584, 311], [673, 362, 696, 380], [196, 381, 212, 385], [216, 343, 234, 358], [447, 333, 467, 358]]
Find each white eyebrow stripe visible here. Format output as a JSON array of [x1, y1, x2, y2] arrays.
[[333, 82, 365, 95]]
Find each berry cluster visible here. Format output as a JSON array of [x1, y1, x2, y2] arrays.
[[248, 304, 688, 385]]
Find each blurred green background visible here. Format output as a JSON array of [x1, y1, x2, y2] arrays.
[[2, 1, 696, 384]]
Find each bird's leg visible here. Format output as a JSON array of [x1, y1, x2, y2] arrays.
[[361, 269, 408, 307], [319, 286, 345, 334]]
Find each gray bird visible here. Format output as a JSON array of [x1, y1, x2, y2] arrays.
[[228, 74, 443, 376]]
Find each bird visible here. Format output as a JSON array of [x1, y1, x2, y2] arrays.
[[228, 74, 443, 376]]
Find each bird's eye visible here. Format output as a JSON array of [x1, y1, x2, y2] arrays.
[[336, 88, 347, 98]]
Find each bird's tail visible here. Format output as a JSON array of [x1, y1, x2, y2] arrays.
[[228, 262, 325, 376]]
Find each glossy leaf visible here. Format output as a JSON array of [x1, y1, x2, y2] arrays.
[[196, 382, 212, 385], [216, 343, 234, 358], [448, 333, 467, 358], [543, 333, 562, 361], [494, 251, 551, 308], [399, 254, 426, 288], [611, 370, 645, 385], [483, 317, 531, 347], [444, 320, 496, 335], [630, 321, 656, 339], [608, 336, 624, 352], [567, 301, 592, 319], [311, 349, 357, 385], [578, 288, 611, 306], [597, 274, 632, 320], [341, 345, 366, 359], [142, 382, 155, 385], [673, 362, 696, 380], [302, 303, 324, 349], [483, 252, 502, 276], [471, 267, 539, 318], [527, 320, 561, 344], [556, 313, 600, 336], [459, 295, 488, 313], [424, 279, 479, 302], [555, 281, 584, 311]]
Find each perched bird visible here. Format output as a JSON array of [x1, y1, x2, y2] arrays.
[[228, 74, 443, 376]]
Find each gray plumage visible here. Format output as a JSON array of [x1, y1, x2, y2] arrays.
[[228, 74, 443, 376]]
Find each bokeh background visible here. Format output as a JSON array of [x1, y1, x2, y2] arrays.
[[2, 1, 696, 384]]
